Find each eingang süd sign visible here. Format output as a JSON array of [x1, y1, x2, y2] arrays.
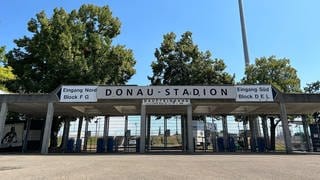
[[57, 85, 276, 103]]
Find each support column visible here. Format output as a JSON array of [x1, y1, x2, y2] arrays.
[[75, 117, 83, 152], [187, 105, 194, 153], [211, 116, 217, 152], [211, 129, 217, 152], [243, 118, 249, 150], [83, 117, 89, 151], [22, 118, 32, 152], [249, 116, 257, 152], [302, 115, 312, 152], [204, 116, 208, 151], [222, 115, 229, 151], [103, 116, 110, 152], [181, 115, 187, 152], [0, 103, 8, 145], [124, 115, 129, 151], [261, 115, 269, 150], [41, 102, 54, 154], [254, 116, 261, 137], [62, 119, 71, 152], [146, 115, 151, 151], [164, 116, 168, 149], [140, 105, 146, 153], [279, 102, 292, 153]]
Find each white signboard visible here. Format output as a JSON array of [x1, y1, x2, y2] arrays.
[[59, 85, 98, 102], [142, 99, 191, 106], [97, 86, 236, 99], [236, 85, 274, 102]]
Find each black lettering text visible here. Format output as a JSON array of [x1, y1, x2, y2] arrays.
[[193, 89, 199, 96], [137, 89, 143, 96], [105, 89, 112, 96], [165, 89, 170, 96], [116, 89, 123, 96], [147, 89, 153, 96], [126, 89, 133, 96], [173, 89, 179, 95], [221, 88, 228, 96], [210, 89, 217, 95], [183, 89, 189, 96]]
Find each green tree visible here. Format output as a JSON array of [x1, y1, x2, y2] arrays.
[[304, 81, 320, 123], [148, 31, 234, 141], [242, 56, 300, 92], [149, 31, 234, 85], [304, 81, 320, 93], [7, 4, 135, 93], [242, 56, 301, 151], [0, 46, 15, 91], [6, 4, 136, 149]]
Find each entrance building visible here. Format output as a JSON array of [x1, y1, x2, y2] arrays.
[[1, 85, 320, 154]]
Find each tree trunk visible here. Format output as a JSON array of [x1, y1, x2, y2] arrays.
[[269, 117, 280, 151], [270, 118, 276, 151], [50, 119, 59, 148], [49, 117, 63, 149]]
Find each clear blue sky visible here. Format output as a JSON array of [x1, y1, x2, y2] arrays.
[[1, 0, 320, 87]]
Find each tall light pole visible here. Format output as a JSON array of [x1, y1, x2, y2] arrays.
[[238, 0, 252, 151], [238, 0, 250, 67]]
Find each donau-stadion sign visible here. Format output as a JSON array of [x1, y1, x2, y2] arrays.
[[97, 86, 235, 99], [58, 85, 275, 102]]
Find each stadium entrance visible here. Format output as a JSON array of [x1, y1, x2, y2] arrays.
[[1, 84, 320, 154]]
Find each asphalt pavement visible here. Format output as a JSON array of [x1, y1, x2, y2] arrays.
[[0, 153, 319, 180]]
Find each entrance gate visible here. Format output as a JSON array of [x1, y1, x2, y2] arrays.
[[147, 115, 183, 152], [140, 99, 194, 153]]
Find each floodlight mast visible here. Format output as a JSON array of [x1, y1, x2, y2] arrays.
[[238, 0, 250, 68]]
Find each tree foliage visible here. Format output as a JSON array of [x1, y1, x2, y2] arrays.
[[5, 4, 136, 149], [304, 81, 320, 93], [148, 31, 234, 85], [304, 81, 320, 123], [0, 46, 16, 91], [242, 56, 300, 93], [7, 4, 136, 93], [242, 56, 301, 151]]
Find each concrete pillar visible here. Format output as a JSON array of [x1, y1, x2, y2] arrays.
[[146, 115, 151, 151], [103, 116, 110, 152], [243, 118, 249, 150], [181, 115, 187, 152], [83, 117, 89, 151], [62, 119, 71, 152], [124, 115, 129, 151], [22, 118, 32, 152], [249, 116, 257, 152], [302, 115, 312, 152], [41, 102, 54, 154], [261, 115, 270, 150], [203, 116, 208, 151], [279, 102, 292, 153], [254, 116, 261, 137], [222, 115, 229, 151], [187, 105, 194, 153], [164, 116, 168, 149], [0, 103, 8, 145], [211, 130, 217, 152], [75, 117, 83, 152], [140, 105, 146, 153]]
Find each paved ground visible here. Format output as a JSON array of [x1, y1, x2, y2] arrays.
[[0, 153, 319, 180]]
